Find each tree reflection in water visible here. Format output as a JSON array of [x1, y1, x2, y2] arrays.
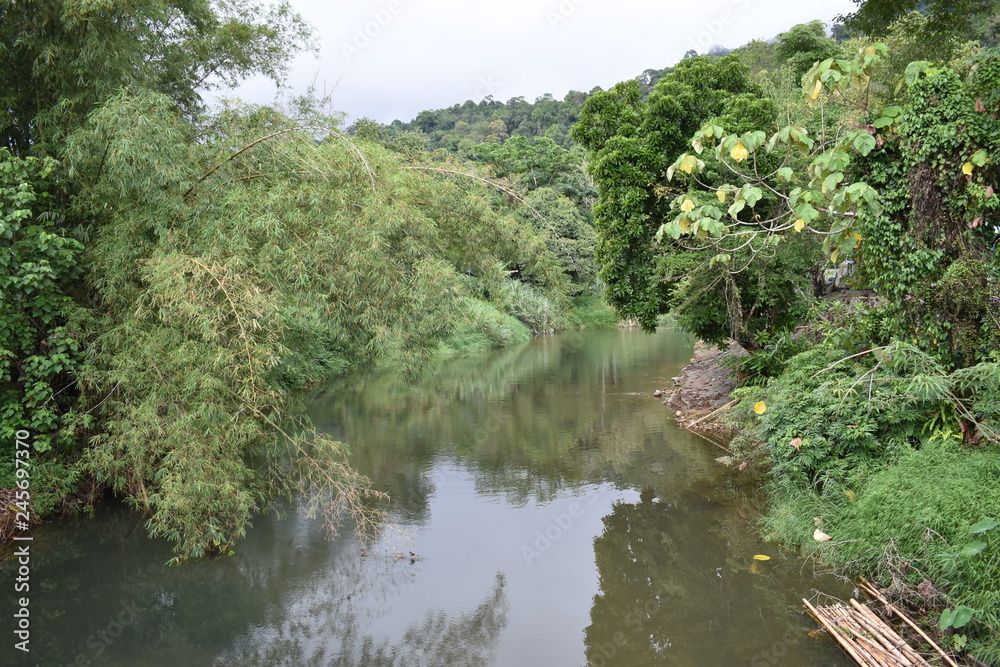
[[584, 487, 821, 667], [215, 564, 508, 667]]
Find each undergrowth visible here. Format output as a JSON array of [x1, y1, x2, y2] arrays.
[[729, 338, 1000, 662]]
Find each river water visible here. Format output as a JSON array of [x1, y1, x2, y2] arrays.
[[8, 328, 851, 666]]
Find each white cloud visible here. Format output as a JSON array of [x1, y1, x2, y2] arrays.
[[218, 0, 857, 124]]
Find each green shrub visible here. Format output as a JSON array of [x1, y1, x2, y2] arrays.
[[438, 298, 532, 356], [559, 295, 618, 329], [734, 336, 1000, 662], [488, 278, 560, 334], [720, 329, 807, 386]]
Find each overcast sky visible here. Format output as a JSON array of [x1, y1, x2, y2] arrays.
[[220, 0, 858, 125]]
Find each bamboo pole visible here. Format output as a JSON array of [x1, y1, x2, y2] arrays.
[[850, 598, 919, 666], [684, 426, 736, 454], [846, 619, 901, 667], [849, 600, 911, 663], [804, 599, 872, 666], [827, 605, 892, 667], [860, 583, 959, 667], [684, 398, 738, 429], [855, 594, 931, 667], [852, 631, 897, 667]]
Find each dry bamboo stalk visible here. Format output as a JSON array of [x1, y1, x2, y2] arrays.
[[849, 624, 901, 667], [856, 634, 898, 667], [857, 586, 928, 665], [849, 600, 914, 665], [684, 398, 738, 428], [864, 607, 928, 666], [860, 584, 958, 667], [827, 606, 892, 667], [829, 604, 892, 667], [805, 599, 871, 666], [684, 426, 735, 454]]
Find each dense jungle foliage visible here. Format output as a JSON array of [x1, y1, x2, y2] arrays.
[[4, 0, 1000, 661], [0, 0, 611, 561]]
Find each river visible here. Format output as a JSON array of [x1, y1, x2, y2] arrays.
[[8, 327, 851, 666]]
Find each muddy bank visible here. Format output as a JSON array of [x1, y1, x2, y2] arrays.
[[656, 341, 746, 431]]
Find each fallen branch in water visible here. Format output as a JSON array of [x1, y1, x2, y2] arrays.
[[684, 398, 738, 429]]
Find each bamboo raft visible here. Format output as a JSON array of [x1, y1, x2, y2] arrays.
[[803, 583, 960, 667]]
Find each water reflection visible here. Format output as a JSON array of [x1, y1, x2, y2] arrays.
[[217, 570, 508, 667], [584, 488, 838, 666], [6, 329, 852, 666]]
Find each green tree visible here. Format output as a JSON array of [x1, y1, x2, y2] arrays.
[[475, 135, 593, 204], [854, 52, 1000, 366], [572, 55, 814, 346], [774, 21, 842, 80], [841, 0, 1000, 43], [662, 45, 1000, 366], [516, 188, 598, 295], [1, 0, 312, 155], [55, 91, 572, 558], [0, 150, 86, 514]]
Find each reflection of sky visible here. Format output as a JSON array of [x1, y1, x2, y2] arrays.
[[398, 466, 635, 666], [214, 460, 633, 665]]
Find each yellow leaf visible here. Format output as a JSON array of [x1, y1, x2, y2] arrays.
[[962, 162, 974, 176], [679, 155, 698, 174], [753, 401, 767, 415], [813, 529, 833, 542], [830, 249, 840, 264], [793, 218, 805, 232], [678, 218, 690, 233], [730, 140, 749, 163], [811, 80, 823, 100], [851, 233, 862, 241], [680, 198, 695, 213], [750, 562, 762, 574], [844, 489, 856, 501], [753, 554, 771, 561], [716, 189, 727, 202]]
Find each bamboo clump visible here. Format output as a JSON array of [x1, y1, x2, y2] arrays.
[[803, 587, 959, 667]]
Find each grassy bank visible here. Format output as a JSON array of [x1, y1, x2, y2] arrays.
[[723, 337, 1000, 664]]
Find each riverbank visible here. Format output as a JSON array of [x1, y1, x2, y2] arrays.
[[661, 342, 986, 667], [656, 340, 745, 433]]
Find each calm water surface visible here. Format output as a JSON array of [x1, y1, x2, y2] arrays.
[[7, 328, 852, 666]]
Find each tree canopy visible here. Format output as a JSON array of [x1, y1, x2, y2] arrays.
[[0, 0, 313, 155], [841, 0, 1000, 42], [571, 54, 819, 347]]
